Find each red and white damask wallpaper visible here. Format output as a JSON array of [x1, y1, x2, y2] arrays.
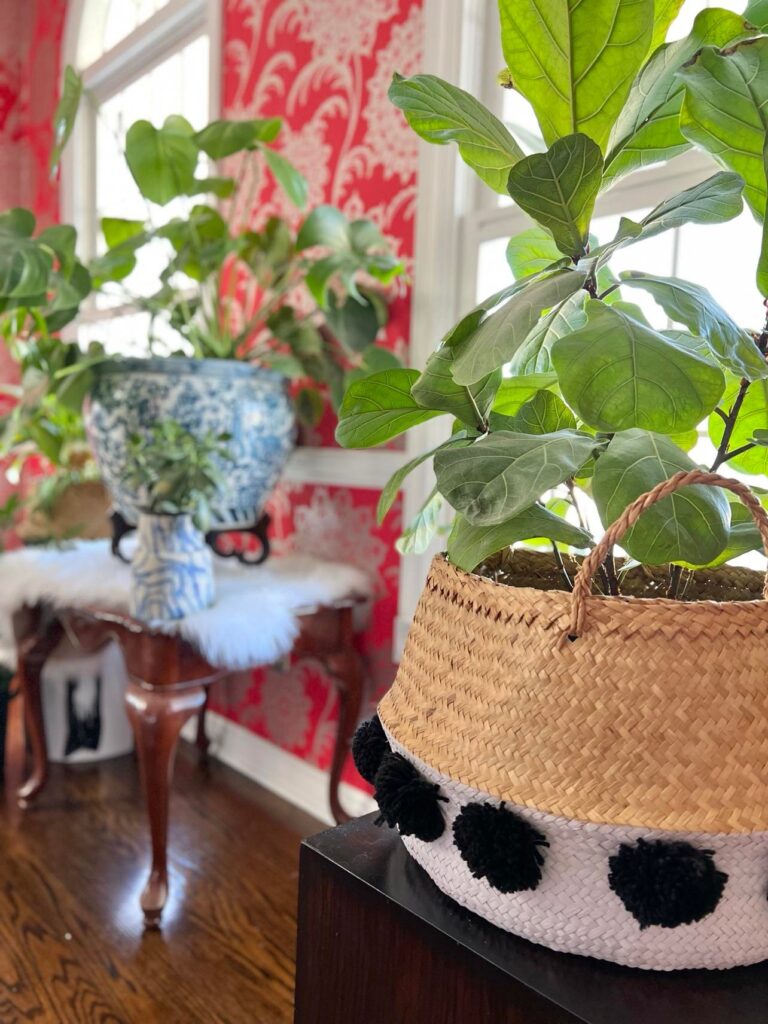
[[217, 0, 424, 788], [0, 0, 67, 522], [1, 0, 425, 793]]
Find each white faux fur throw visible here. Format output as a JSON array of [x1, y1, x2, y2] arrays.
[[0, 541, 371, 669]]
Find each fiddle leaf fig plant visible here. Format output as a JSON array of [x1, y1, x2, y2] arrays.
[[337, 0, 768, 589]]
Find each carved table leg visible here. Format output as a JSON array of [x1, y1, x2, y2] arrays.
[[324, 609, 367, 825], [15, 612, 64, 808], [125, 681, 206, 928]]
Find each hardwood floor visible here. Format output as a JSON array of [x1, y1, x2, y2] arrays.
[[0, 697, 324, 1024]]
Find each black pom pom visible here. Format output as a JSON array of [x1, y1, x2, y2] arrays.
[[452, 802, 549, 894], [608, 838, 727, 929], [373, 751, 447, 842], [351, 714, 389, 784]]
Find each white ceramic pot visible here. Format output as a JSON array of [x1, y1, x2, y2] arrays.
[[130, 512, 214, 621]]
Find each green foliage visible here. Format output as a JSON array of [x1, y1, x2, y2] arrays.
[[0, 83, 405, 450], [552, 301, 725, 433], [679, 37, 768, 219], [388, 73, 524, 193], [50, 66, 83, 175], [592, 430, 730, 564], [124, 421, 233, 531], [604, 8, 752, 185], [498, 0, 654, 151], [336, 0, 768, 580], [506, 134, 603, 258], [447, 505, 591, 572]]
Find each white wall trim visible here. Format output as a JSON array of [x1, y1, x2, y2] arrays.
[[394, 0, 476, 659], [283, 447, 407, 489], [181, 709, 376, 826]]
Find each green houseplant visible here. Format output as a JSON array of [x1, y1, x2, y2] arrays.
[[0, 68, 404, 530], [125, 421, 232, 621], [338, 0, 768, 586], [343, 0, 768, 974]]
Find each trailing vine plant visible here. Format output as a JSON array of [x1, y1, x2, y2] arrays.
[[336, 0, 768, 589]]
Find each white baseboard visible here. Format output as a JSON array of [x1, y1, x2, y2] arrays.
[[181, 710, 376, 826]]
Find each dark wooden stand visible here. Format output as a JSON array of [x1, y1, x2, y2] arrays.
[[12, 599, 367, 928], [294, 814, 768, 1024]]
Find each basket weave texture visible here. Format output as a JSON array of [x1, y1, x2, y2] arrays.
[[380, 467, 768, 837]]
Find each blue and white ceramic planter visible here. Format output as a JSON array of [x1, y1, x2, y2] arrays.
[[85, 358, 296, 529], [130, 513, 214, 621]]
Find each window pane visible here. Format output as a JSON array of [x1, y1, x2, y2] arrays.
[[83, 33, 209, 353], [78, 0, 173, 67]]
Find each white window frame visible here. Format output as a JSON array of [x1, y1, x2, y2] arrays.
[[61, 0, 222, 259]]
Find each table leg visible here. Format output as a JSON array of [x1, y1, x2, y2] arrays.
[[325, 641, 366, 826], [15, 616, 64, 808], [125, 680, 206, 928]]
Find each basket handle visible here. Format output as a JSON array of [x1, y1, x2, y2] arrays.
[[568, 469, 768, 639]]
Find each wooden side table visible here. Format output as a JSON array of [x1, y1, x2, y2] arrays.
[[11, 598, 367, 927], [295, 814, 768, 1024]]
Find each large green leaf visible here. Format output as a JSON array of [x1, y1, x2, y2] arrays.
[[506, 134, 603, 258], [451, 269, 586, 385], [447, 505, 591, 572], [503, 390, 577, 434], [758, 138, 768, 299], [377, 434, 469, 524], [505, 228, 561, 279], [0, 210, 52, 299], [592, 428, 729, 564], [508, 291, 587, 374], [50, 66, 83, 174], [262, 148, 308, 209], [388, 72, 524, 193], [335, 369, 443, 448], [604, 9, 753, 185], [125, 117, 199, 205], [552, 301, 725, 433], [652, 0, 686, 50], [434, 429, 596, 525], [745, 0, 768, 29], [297, 206, 401, 305], [498, 0, 654, 151], [589, 172, 745, 267], [411, 349, 500, 428], [708, 378, 768, 475], [396, 489, 445, 555], [620, 271, 767, 381], [679, 37, 768, 218], [193, 118, 282, 157], [491, 374, 559, 416]]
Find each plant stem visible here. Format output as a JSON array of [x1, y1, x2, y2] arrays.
[[710, 376, 750, 471], [552, 542, 573, 591], [710, 306, 768, 470], [597, 281, 621, 301], [667, 563, 683, 599], [566, 478, 587, 532], [603, 550, 619, 596]]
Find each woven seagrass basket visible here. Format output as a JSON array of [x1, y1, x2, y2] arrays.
[[353, 470, 768, 971]]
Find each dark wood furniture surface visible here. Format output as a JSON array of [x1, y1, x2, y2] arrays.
[[12, 597, 367, 929], [294, 813, 768, 1024]]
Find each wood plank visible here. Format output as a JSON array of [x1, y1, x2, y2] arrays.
[[0, 739, 321, 1024]]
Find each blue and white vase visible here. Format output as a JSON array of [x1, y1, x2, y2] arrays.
[[85, 358, 296, 530], [130, 513, 215, 621]]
